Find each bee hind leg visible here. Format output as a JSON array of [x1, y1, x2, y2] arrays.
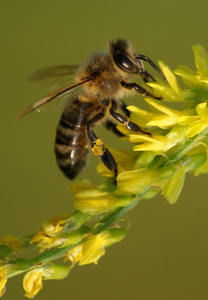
[[87, 126, 118, 184]]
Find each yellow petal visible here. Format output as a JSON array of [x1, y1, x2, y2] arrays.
[[158, 61, 182, 95], [177, 115, 199, 125], [175, 66, 205, 88], [132, 135, 167, 152], [66, 244, 83, 264], [116, 168, 160, 195], [159, 167, 186, 204], [73, 189, 117, 215], [0, 267, 7, 297], [23, 268, 43, 298], [145, 98, 179, 116], [193, 44, 208, 72], [0, 235, 22, 250], [79, 234, 106, 265], [187, 122, 205, 138], [147, 115, 177, 128]]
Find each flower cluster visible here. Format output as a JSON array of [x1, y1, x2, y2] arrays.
[[1, 44, 208, 298]]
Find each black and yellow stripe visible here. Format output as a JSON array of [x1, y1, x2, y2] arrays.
[[55, 96, 109, 179]]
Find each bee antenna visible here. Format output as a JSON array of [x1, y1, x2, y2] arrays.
[[136, 55, 166, 80]]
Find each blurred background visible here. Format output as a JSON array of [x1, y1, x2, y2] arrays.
[[1, 0, 208, 299]]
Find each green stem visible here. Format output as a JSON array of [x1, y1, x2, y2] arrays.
[[93, 198, 141, 235], [6, 197, 141, 279]]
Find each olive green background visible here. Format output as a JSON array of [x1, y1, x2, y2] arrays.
[[1, 1, 208, 299]]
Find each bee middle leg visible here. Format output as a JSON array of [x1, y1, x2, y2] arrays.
[[104, 100, 131, 136], [87, 126, 118, 183], [104, 120, 125, 137], [110, 109, 151, 137], [120, 100, 131, 117]]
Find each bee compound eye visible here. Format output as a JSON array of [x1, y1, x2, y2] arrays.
[[113, 51, 138, 74]]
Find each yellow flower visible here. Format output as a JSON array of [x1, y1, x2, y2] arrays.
[[71, 180, 118, 215], [29, 212, 91, 252], [79, 229, 126, 266], [116, 168, 160, 195], [23, 265, 70, 298], [66, 229, 127, 266], [125, 99, 208, 156], [187, 102, 208, 137], [29, 215, 72, 252], [193, 44, 208, 84], [45, 214, 69, 234], [175, 65, 206, 89], [175, 44, 208, 88], [131, 125, 187, 154], [66, 244, 83, 264], [0, 235, 22, 251], [0, 267, 7, 297], [79, 234, 106, 265], [147, 61, 188, 102], [116, 166, 175, 195], [30, 233, 67, 252], [23, 268, 43, 298], [128, 99, 197, 130], [158, 167, 186, 204]]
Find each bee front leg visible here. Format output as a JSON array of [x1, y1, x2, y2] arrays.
[[87, 126, 118, 184], [120, 81, 162, 100]]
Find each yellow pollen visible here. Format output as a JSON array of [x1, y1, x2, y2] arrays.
[[92, 139, 104, 156]]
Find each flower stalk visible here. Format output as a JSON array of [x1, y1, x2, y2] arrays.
[[1, 44, 208, 298]]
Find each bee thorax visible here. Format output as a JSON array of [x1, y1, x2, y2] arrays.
[[87, 78, 124, 99]]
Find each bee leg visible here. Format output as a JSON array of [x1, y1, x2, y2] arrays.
[[104, 120, 125, 137], [139, 70, 156, 83], [120, 101, 131, 117], [120, 81, 162, 100], [110, 109, 151, 137], [87, 126, 118, 184]]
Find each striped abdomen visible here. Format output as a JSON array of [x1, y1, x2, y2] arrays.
[[55, 97, 95, 179]]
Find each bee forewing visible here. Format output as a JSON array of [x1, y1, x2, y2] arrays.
[[17, 80, 91, 119], [28, 65, 79, 89], [35, 93, 69, 113]]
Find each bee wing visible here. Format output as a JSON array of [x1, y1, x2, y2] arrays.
[[17, 79, 91, 119], [28, 65, 79, 89]]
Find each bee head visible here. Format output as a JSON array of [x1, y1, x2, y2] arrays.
[[109, 39, 145, 75], [108, 39, 165, 81]]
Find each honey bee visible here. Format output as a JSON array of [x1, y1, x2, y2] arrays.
[[17, 39, 165, 183]]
